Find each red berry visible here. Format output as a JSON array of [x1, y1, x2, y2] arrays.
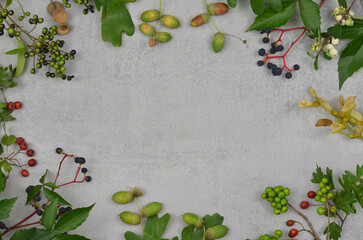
[[20, 142, 28, 150], [26, 149, 35, 157], [15, 101, 22, 109], [21, 169, 29, 177], [307, 191, 316, 199], [16, 137, 24, 145], [28, 159, 37, 167], [7, 102, 15, 110], [288, 228, 298, 238], [286, 220, 295, 226], [300, 201, 309, 209]]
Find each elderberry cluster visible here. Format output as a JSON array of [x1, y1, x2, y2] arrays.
[[261, 185, 290, 215], [62, 0, 95, 15]]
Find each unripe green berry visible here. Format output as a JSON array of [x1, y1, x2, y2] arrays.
[[112, 191, 134, 204], [183, 213, 204, 228], [120, 211, 141, 225], [205, 225, 229, 239], [141, 9, 160, 22], [141, 202, 163, 217]]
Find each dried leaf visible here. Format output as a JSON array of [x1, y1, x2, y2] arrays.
[[316, 119, 332, 127], [339, 95, 344, 109]]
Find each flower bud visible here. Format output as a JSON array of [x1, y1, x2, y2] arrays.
[[160, 15, 180, 28], [133, 187, 143, 197], [346, 19, 354, 26], [331, 37, 339, 45], [341, 19, 346, 26], [208, 3, 229, 15], [212, 32, 225, 52], [182, 213, 204, 228], [334, 7, 340, 12], [141, 9, 160, 22], [120, 211, 141, 225], [155, 32, 172, 43], [190, 13, 209, 27], [325, 43, 334, 50], [349, 10, 354, 16], [139, 23, 156, 36], [141, 202, 162, 217], [328, 48, 338, 58], [205, 225, 229, 239], [335, 15, 342, 22], [112, 191, 134, 204]]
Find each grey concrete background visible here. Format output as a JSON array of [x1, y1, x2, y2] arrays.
[[1, 0, 363, 239]]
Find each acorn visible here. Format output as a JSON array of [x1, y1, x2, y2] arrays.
[[182, 213, 204, 228], [139, 23, 156, 36], [160, 15, 180, 28], [112, 191, 134, 204], [208, 3, 229, 15], [47, 1, 64, 16], [53, 8, 68, 23], [205, 225, 229, 239], [141, 10, 160, 22], [190, 13, 209, 27], [133, 187, 143, 197], [120, 211, 141, 225], [57, 23, 71, 35], [141, 202, 162, 217], [212, 32, 225, 52], [155, 32, 172, 43]]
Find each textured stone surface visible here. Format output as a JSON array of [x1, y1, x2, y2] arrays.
[[0, 0, 363, 239]]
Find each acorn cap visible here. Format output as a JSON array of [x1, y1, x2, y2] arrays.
[[149, 38, 156, 47], [57, 23, 71, 35], [53, 8, 68, 23], [47, 1, 64, 16]]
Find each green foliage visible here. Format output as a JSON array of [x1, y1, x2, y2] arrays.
[[41, 199, 59, 230], [43, 187, 71, 206], [93, 0, 135, 47], [54, 204, 95, 232], [227, 0, 237, 8], [25, 185, 42, 205], [324, 222, 342, 240], [0, 197, 17, 219], [250, 0, 264, 15], [39, 170, 48, 184], [264, 0, 283, 12], [298, 0, 321, 37]]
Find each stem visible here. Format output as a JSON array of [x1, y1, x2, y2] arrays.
[[1, 211, 37, 236], [134, 198, 144, 233], [155, 0, 162, 32]]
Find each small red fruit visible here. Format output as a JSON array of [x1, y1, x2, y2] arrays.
[[26, 149, 35, 157], [288, 228, 298, 238], [20, 142, 28, 150], [286, 220, 295, 226], [307, 191, 316, 199], [15, 101, 22, 109], [300, 201, 309, 209], [21, 169, 29, 177], [28, 159, 37, 167], [7, 102, 15, 110], [16, 137, 24, 145]]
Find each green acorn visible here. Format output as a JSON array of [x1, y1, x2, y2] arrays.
[[160, 15, 180, 28], [212, 32, 225, 52], [182, 213, 204, 228], [205, 225, 229, 239], [141, 9, 160, 22], [139, 24, 156, 36], [120, 211, 141, 225], [141, 202, 162, 217], [112, 191, 134, 204], [155, 32, 172, 43]]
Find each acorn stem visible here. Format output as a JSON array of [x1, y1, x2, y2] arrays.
[[134, 198, 144, 233], [224, 33, 248, 47], [155, 0, 162, 32]]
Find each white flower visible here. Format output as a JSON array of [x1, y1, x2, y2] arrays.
[[329, 48, 338, 58], [332, 37, 339, 45]]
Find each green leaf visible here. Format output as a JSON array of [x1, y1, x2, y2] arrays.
[[5, 48, 27, 55], [338, 38, 363, 89], [39, 170, 48, 184], [5, 0, 12, 7], [0, 67, 8, 80], [327, 24, 342, 38], [250, 0, 265, 15], [1, 134, 17, 146], [181, 225, 204, 240], [227, 0, 237, 8], [324, 222, 342, 240], [203, 213, 224, 229], [55, 234, 91, 240], [0, 197, 17, 219], [0, 170, 6, 193], [125, 232, 142, 240], [247, 1, 296, 31], [45, 182, 59, 189], [144, 214, 171, 239], [337, 0, 347, 8], [0, 160, 12, 173], [356, 165, 363, 178], [299, 0, 321, 37], [54, 204, 95, 232], [339, 24, 363, 39], [307, 51, 317, 59], [26, 185, 42, 205], [41, 199, 58, 230], [334, 190, 357, 215], [0, 109, 15, 122], [0, 144, 3, 155], [264, 0, 283, 12], [14, 38, 26, 78], [314, 58, 319, 70], [43, 188, 71, 206], [312, 166, 324, 183], [10, 228, 57, 240], [352, 16, 363, 25], [93, 0, 135, 47]]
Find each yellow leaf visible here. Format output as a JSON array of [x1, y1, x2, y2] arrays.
[[350, 110, 363, 121], [308, 87, 317, 98], [298, 100, 315, 108], [341, 96, 356, 112], [331, 121, 346, 134], [318, 98, 332, 111]]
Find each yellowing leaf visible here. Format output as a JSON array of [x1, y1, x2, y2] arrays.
[[298, 100, 314, 108], [316, 119, 332, 127], [318, 98, 332, 111], [341, 96, 356, 112], [339, 95, 344, 109], [309, 87, 317, 98], [355, 125, 363, 136], [350, 110, 363, 121], [331, 121, 346, 134]]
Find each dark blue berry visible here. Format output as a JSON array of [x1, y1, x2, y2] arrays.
[[257, 60, 264, 66], [258, 48, 266, 56], [271, 64, 277, 69], [294, 64, 300, 70], [66, 206, 72, 212], [26, 185, 34, 193], [81, 168, 88, 173], [265, 27, 271, 33], [34, 195, 41, 202], [285, 72, 292, 79], [272, 68, 282, 76], [86, 176, 92, 182], [267, 63, 273, 69], [37, 210, 43, 216], [59, 207, 66, 214], [78, 157, 86, 164], [0, 221, 6, 229], [42, 204, 46, 209], [276, 45, 284, 52], [75, 157, 81, 164], [270, 48, 276, 54], [271, 43, 276, 48], [56, 148, 62, 154], [262, 37, 269, 43]]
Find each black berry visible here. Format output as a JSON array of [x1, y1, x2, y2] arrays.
[[285, 72, 292, 79], [37, 210, 43, 216], [56, 148, 63, 154], [258, 48, 266, 56], [257, 60, 264, 66], [81, 168, 88, 173], [59, 207, 66, 214], [294, 64, 300, 70], [86, 176, 92, 182], [262, 37, 270, 43]]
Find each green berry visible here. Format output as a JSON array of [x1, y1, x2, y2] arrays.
[[317, 207, 325, 215]]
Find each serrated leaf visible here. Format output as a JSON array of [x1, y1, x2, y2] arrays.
[[247, 1, 296, 31], [10, 228, 57, 240], [337, 0, 347, 8], [45, 182, 59, 189], [227, 0, 237, 8], [93, 0, 135, 47], [14, 38, 26, 78], [39, 170, 48, 184], [312, 166, 324, 183], [181, 225, 204, 240], [0, 197, 17, 219], [54, 204, 95, 232], [264, 0, 283, 12], [0, 109, 15, 122], [250, 0, 265, 15], [0, 160, 12, 173], [338, 38, 363, 89], [327, 24, 342, 38], [26, 185, 42, 205], [144, 214, 170, 239], [334, 190, 357, 215], [1, 134, 16, 146], [41, 199, 58, 230], [299, 0, 321, 37], [356, 165, 363, 178], [43, 188, 71, 206], [339, 24, 363, 39], [55, 234, 91, 240], [203, 213, 224, 229], [324, 222, 342, 240]]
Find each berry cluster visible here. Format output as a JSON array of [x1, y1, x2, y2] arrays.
[[310, 36, 340, 58], [261, 186, 290, 215], [332, 6, 355, 26], [62, 0, 95, 15], [256, 27, 304, 79], [257, 229, 283, 240], [6, 101, 22, 110]]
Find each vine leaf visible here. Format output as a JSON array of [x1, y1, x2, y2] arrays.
[[324, 222, 342, 240], [247, 1, 296, 31], [144, 214, 171, 239], [339, 23, 363, 39], [43, 187, 71, 206], [93, 0, 135, 47], [299, 0, 321, 37], [25, 185, 42, 205], [334, 190, 357, 214], [39, 169, 48, 184], [181, 225, 204, 240], [250, 0, 265, 15], [54, 234, 91, 240], [10, 228, 57, 240], [54, 204, 95, 233], [0, 197, 17, 219], [338, 37, 363, 89], [264, 0, 283, 12], [14, 38, 26, 78], [41, 198, 58, 230], [227, 0, 237, 8]]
